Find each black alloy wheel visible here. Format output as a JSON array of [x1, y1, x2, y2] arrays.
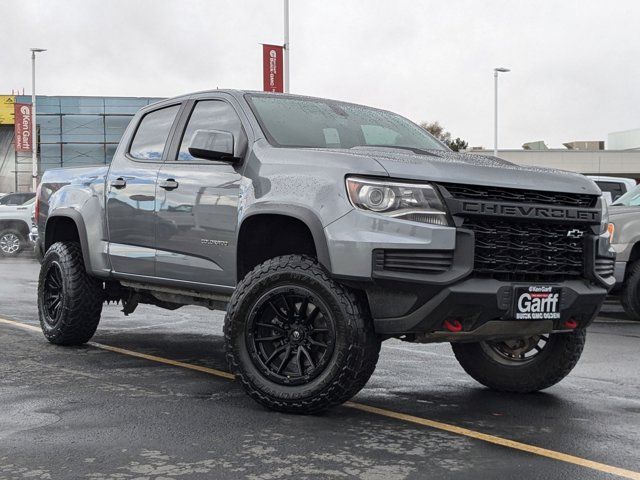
[[247, 286, 336, 386], [42, 261, 64, 327]]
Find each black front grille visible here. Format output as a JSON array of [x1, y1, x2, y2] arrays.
[[373, 249, 454, 274], [441, 183, 597, 208], [464, 220, 586, 281]]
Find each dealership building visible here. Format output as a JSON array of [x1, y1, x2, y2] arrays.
[[466, 148, 640, 178], [0, 94, 161, 192], [1, 93, 640, 193]]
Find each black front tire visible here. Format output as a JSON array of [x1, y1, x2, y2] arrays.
[[452, 330, 586, 393], [225, 255, 380, 414], [621, 260, 640, 321], [38, 242, 103, 345]]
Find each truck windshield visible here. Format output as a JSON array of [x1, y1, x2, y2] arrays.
[[246, 94, 446, 152], [612, 184, 640, 206]]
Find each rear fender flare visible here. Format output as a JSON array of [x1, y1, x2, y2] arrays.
[[45, 209, 92, 272]]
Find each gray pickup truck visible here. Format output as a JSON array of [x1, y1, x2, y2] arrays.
[[606, 185, 640, 319], [36, 90, 615, 413]]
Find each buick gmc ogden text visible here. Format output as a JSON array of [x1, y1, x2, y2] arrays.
[[35, 91, 615, 413]]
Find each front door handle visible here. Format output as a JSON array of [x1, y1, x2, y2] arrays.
[[111, 177, 127, 189], [159, 179, 179, 190]]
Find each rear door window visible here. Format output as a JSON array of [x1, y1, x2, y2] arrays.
[[595, 181, 624, 202], [129, 105, 180, 160]]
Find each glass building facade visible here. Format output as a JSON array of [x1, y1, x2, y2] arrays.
[[14, 95, 163, 178]]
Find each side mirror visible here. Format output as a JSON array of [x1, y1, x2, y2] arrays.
[[188, 129, 236, 161]]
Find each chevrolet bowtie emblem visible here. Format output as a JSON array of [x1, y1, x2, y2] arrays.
[[567, 229, 584, 238]]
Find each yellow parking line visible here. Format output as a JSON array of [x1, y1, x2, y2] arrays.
[[0, 318, 234, 379], [0, 318, 41, 332], [2, 316, 639, 480], [345, 402, 640, 480], [87, 342, 235, 380]]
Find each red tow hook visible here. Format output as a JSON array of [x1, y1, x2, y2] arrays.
[[443, 319, 463, 333], [563, 319, 578, 329]]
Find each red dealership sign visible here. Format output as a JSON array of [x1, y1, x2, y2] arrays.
[[263, 44, 284, 93], [14, 103, 32, 152]]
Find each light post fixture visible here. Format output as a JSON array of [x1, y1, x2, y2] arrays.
[[30, 47, 47, 191], [283, 0, 290, 93], [493, 67, 510, 158]]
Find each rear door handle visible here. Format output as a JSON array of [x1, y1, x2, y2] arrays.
[[159, 179, 179, 190], [111, 177, 127, 189]]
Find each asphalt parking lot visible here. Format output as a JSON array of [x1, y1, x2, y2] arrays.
[[1, 256, 639, 480]]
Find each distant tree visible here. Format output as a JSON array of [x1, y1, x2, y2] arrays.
[[448, 137, 469, 152], [420, 121, 468, 151]]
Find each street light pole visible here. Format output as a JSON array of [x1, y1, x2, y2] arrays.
[[284, 0, 290, 93], [493, 67, 510, 158], [30, 48, 46, 191]]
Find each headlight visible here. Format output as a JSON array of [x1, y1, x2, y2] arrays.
[[345, 177, 449, 225]]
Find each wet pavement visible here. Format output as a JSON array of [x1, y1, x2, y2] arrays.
[[1, 256, 639, 479]]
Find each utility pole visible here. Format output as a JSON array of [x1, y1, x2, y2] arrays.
[[284, 0, 290, 93], [493, 67, 510, 158], [30, 48, 47, 191]]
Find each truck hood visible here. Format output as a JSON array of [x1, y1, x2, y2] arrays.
[[310, 147, 600, 195], [609, 204, 640, 218]]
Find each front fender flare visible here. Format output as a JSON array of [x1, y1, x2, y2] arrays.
[[239, 203, 332, 273]]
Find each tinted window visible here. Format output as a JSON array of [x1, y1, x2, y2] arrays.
[[129, 105, 180, 160], [246, 94, 445, 151], [0, 193, 35, 205], [595, 181, 624, 202], [178, 100, 245, 161]]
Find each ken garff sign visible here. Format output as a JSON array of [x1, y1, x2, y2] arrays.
[[262, 44, 284, 93], [14, 103, 32, 153]]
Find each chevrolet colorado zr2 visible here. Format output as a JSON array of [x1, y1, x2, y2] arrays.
[[35, 90, 615, 413]]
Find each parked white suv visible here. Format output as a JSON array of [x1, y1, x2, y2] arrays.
[[0, 197, 36, 256]]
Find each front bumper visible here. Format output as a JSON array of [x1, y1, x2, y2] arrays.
[[614, 262, 627, 284], [610, 242, 631, 284], [372, 278, 608, 340], [325, 209, 614, 341]]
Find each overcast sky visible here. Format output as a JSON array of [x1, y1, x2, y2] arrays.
[[1, 0, 639, 148]]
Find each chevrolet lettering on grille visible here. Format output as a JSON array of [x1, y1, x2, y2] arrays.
[[459, 200, 599, 222]]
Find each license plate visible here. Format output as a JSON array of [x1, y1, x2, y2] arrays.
[[513, 286, 561, 320]]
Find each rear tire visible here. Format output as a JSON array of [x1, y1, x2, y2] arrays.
[[225, 254, 380, 414], [452, 330, 586, 392], [0, 229, 25, 257], [38, 241, 103, 345], [621, 260, 640, 321]]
